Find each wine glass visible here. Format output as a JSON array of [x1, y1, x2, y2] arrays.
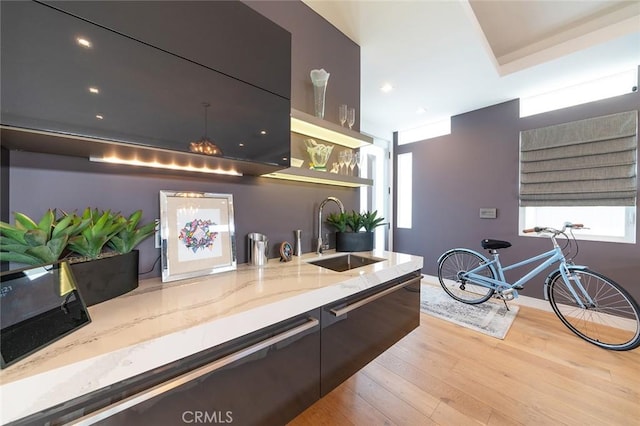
[[338, 150, 347, 174], [339, 104, 347, 127], [344, 150, 353, 175], [354, 152, 362, 177], [349, 151, 357, 176], [347, 107, 355, 130]]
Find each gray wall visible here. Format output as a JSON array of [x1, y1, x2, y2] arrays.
[[4, 1, 361, 277], [395, 89, 640, 303], [245, 1, 361, 130]]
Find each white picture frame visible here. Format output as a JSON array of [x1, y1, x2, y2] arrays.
[[160, 191, 236, 282]]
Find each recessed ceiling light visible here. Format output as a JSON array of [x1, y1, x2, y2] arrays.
[[95, 114, 104, 120], [76, 37, 92, 48], [380, 83, 393, 93], [238, 143, 245, 147], [89, 87, 99, 94], [260, 130, 267, 135]]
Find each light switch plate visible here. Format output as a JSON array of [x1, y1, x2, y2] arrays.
[[479, 208, 497, 219]]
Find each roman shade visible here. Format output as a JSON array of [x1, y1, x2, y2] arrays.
[[519, 110, 637, 207]]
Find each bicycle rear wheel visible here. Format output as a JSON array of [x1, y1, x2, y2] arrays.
[[437, 249, 495, 304], [547, 268, 640, 351]]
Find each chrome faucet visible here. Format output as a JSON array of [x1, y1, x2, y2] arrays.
[[317, 196, 345, 254]]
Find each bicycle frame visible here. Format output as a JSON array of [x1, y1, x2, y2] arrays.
[[462, 242, 594, 307]]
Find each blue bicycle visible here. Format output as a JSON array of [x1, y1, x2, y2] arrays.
[[437, 223, 640, 351]]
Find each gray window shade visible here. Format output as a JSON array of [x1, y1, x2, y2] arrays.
[[519, 110, 637, 207]]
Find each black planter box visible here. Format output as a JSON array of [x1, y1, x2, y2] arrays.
[[69, 250, 139, 306], [335, 232, 374, 252]]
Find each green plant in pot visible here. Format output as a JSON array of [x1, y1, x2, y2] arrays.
[[0, 209, 90, 265], [326, 210, 385, 252], [1, 208, 156, 306], [64, 208, 156, 306]]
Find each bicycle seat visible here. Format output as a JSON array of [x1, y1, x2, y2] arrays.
[[481, 239, 512, 250]]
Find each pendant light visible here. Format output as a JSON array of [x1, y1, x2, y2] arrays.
[[189, 102, 223, 156]]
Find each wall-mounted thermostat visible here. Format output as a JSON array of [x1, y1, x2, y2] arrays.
[[479, 208, 497, 219]]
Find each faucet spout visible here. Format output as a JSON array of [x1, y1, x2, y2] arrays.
[[317, 197, 345, 254]]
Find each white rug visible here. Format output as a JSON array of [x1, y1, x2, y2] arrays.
[[420, 283, 519, 339]]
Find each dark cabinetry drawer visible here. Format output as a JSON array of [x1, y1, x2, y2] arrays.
[[66, 310, 320, 426], [320, 272, 421, 395]]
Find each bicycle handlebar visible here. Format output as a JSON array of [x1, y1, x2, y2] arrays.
[[522, 222, 584, 234]]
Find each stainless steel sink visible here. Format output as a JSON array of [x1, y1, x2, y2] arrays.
[[307, 254, 384, 272]]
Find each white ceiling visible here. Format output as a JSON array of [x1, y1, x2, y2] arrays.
[[301, 0, 640, 139]]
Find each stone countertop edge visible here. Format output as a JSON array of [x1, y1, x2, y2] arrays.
[[0, 250, 423, 423]]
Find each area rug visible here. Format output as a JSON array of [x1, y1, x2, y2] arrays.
[[420, 283, 519, 339]]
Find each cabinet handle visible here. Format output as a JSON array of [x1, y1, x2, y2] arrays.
[[329, 276, 421, 317], [71, 316, 319, 425]]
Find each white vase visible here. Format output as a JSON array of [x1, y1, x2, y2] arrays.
[[310, 68, 330, 119]]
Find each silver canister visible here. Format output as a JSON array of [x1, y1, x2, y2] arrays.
[[247, 233, 269, 266], [294, 230, 302, 256]]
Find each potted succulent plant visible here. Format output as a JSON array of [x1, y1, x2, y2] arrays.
[[1, 208, 156, 306], [326, 210, 385, 252]]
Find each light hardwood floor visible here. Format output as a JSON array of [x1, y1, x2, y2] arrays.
[[290, 305, 640, 425]]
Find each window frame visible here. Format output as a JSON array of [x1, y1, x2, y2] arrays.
[[518, 205, 636, 244]]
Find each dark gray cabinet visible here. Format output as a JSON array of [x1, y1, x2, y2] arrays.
[[42, 0, 291, 99], [9, 272, 421, 425], [320, 272, 421, 395], [0, 1, 291, 175], [26, 310, 321, 426]]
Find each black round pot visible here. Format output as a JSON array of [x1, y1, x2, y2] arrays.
[[335, 232, 374, 252]]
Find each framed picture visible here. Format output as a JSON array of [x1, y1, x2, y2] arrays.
[[160, 191, 236, 282]]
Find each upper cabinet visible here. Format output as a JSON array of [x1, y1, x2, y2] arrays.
[[0, 1, 291, 176], [42, 1, 291, 99]]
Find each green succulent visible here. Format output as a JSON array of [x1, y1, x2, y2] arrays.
[[345, 210, 364, 232], [66, 208, 127, 259], [326, 210, 386, 233], [107, 210, 157, 254], [326, 212, 348, 232], [0, 209, 90, 265], [361, 210, 385, 232]]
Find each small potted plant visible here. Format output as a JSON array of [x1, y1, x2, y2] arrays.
[[326, 210, 385, 252], [1, 208, 156, 305]]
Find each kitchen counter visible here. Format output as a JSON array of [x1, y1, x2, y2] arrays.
[[0, 250, 422, 424]]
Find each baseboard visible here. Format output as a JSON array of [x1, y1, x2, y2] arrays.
[[421, 274, 554, 313]]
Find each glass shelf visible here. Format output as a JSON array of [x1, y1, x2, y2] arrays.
[[262, 109, 374, 187]]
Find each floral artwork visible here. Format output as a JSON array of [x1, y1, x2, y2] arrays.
[[160, 191, 236, 283], [175, 208, 222, 262], [179, 219, 218, 253]]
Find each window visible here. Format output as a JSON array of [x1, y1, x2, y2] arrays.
[[396, 153, 412, 229], [519, 206, 636, 243], [519, 111, 637, 243], [520, 68, 638, 118], [397, 118, 451, 145]]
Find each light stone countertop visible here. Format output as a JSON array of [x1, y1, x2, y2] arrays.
[[0, 250, 423, 424]]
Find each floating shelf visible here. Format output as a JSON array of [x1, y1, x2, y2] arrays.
[[263, 167, 373, 187], [262, 109, 374, 187], [290, 109, 373, 149]]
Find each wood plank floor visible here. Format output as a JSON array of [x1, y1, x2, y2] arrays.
[[289, 305, 640, 426]]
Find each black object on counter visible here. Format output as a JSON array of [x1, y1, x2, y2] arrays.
[[1, 261, 91, 369]]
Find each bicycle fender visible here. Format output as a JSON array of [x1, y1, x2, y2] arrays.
[[437, 248, 497, 276], [438, 248, 480, 264]]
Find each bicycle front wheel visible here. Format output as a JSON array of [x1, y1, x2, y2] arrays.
[[437, 249, 495, 304], [548, 268, 640, 351]]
